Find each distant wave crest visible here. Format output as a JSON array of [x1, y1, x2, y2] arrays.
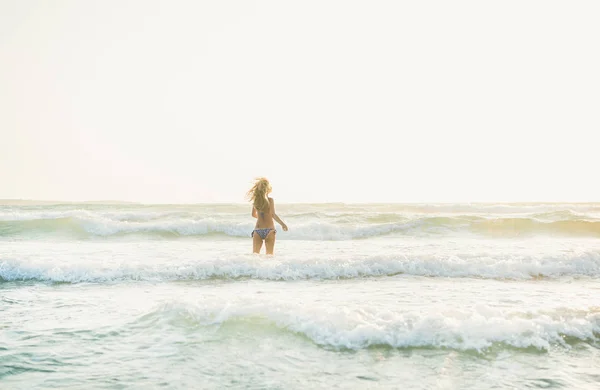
[[1, 210, 600, 239]]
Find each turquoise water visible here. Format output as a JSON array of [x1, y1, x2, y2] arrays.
[[1, 203, 599, 389]]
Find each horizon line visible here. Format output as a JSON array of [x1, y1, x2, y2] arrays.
[[1, 199, 600, 206]]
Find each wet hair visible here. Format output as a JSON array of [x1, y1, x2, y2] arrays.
[[246, 177, 272, 211]]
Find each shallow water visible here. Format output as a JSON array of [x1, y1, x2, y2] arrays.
[[1, 203, 599, 388]]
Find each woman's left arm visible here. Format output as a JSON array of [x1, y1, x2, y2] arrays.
[[270, 198, 288, 231]]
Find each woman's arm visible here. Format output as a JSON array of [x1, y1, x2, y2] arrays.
[[269, 198, 288, 231], [252, 207, 257, 218], [273, 214, 287, 230]]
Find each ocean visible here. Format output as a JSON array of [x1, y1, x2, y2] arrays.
[[1, 202, 599, 389]]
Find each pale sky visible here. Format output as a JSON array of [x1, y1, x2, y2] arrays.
[[1, 0, 599, 203]]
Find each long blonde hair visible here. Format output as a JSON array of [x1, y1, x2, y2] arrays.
[[246, 177, 272, 211]]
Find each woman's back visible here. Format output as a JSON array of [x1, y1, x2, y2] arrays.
[[254, 198, 275, 229]]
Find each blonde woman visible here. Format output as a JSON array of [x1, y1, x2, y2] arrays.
[[246, 177, 288, 254]]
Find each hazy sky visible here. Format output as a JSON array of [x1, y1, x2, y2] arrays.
[[1, 1, 599, 203]]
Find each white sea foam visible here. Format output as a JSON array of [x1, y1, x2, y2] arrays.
[[2, 251, 599, 283], [144, 302, 600, 351]]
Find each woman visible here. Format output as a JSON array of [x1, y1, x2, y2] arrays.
[[246, 177, 288, 254]]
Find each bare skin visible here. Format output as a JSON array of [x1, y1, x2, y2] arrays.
[[252, 197, 288, 255]]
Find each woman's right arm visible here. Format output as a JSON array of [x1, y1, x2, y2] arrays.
[[252, 207, 257, 218]]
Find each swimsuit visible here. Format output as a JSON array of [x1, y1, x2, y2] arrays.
[[251, 228, 276, 239]]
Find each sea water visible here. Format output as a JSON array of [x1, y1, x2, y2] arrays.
[[1, 202, 599, 389]]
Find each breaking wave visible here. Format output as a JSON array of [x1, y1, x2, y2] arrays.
[[132, 302, 600, 352], [2, 251, 599, 283], [1, 212, 600, 240]]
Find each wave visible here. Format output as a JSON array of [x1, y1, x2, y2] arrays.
[[2, 251, 599, 283], [133, 303, 600, 352], [0, 217, 252, 238], [2, 211, 600, 240]]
